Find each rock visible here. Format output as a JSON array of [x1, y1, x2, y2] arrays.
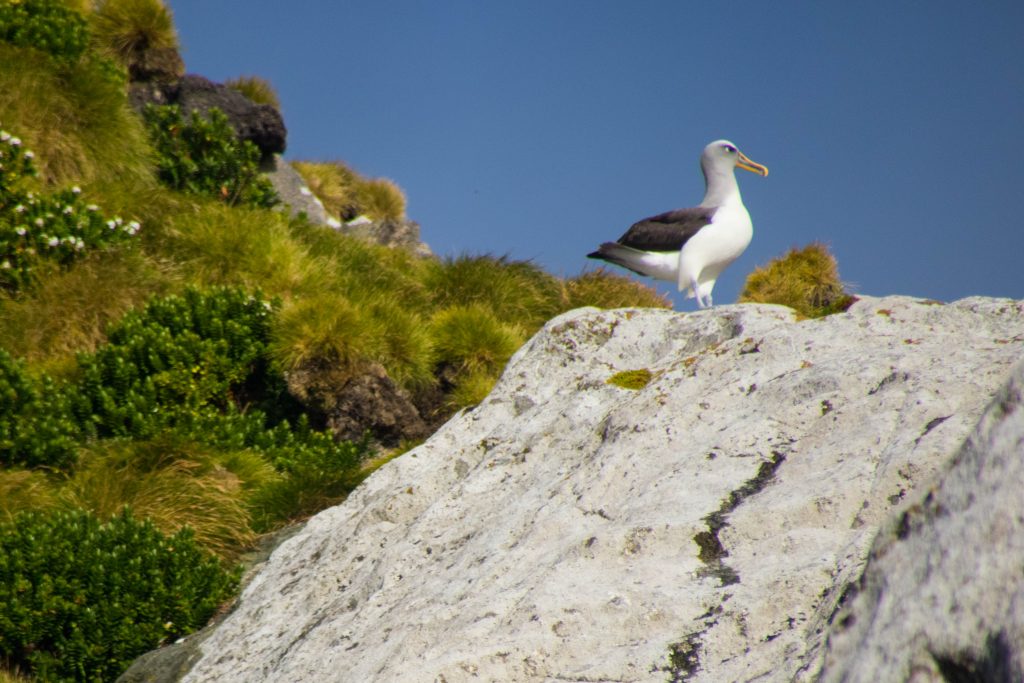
[[285, 358, 429, 448], [129, 75, 286, 158], [817, 360, 1024, 682], [261, 155, 332, 225], [172, 296, 1024, 682], [339, 216, 433, 257]]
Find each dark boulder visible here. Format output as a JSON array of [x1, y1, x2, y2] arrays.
[[129, 74, 286, 158], [285, 359, 429, 448]]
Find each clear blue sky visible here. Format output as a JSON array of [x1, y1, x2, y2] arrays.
[[167, 1, 1024, 308]]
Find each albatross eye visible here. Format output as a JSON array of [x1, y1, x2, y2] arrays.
[[723, 144, 737, 153]]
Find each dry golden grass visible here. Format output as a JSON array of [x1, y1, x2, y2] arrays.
[[353, 176, 406, 221], [61, 437, 264, 559], [0, 251, 174, 372], [0, 469, 60, 523], [89, 0, 179, 68], [225, 75, 281, 109], [291, 160, 360, 219], [739, 242, 856, 318], [0, 44, 153, 187]]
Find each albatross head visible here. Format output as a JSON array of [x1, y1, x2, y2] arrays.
[[698, 139, 769, 206], [702, 139, 769, 178]]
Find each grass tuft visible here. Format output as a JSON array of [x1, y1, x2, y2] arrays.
[[353, 176, 406, 221], [0, 44, 153, 187], [60, 435, 259, 558], [291, 160, 359, 219], [607, 368, 654, 390], [89, 0, 179, 70], [563, 268, 671, 309], [0, 469, 60, 523], [429, 303, 525, 375], [225, 75, 281, 109], [739, 242, 856, 318]]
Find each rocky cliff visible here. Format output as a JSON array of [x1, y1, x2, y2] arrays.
[[148, 296, 1023, 682]]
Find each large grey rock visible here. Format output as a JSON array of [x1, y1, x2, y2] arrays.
[[175, 296, 1024, 682], [817, 360, 1024, 682], [339, 216, 433, 257]]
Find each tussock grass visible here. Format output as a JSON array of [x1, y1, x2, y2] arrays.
[[162, 202, 324, 301], [269, 294, 377, 374], [447, 368, 499, 411], [739, 242, 856, 319], [291, 160, 358, 219], [563, 268, 671, 310], [429, 304, 525, 375], [354, 176, 406, 221], [89, 0, 179, 70], [0, 469, 60, 523], [0, 250, 173, 371], [225, 75, 281, 109], [0, 44, 153, 187], [61, 436, 262, 558], [292, 160, 406, 221], [424, 254, 563, 329], [0, 666, 32, 683]]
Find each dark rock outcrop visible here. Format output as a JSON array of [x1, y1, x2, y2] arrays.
[[129, 75, 286, 158], [285, 359, 429, 448]]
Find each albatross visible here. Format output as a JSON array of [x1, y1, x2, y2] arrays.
[[587, 139, 768, 308]]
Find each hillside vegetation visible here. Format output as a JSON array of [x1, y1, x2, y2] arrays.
[[0, 1, 668, 680]]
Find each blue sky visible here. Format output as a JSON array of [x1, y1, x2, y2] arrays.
[[167, 1, 1024, 308]]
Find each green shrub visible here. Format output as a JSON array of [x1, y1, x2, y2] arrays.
[[0, 129, 142, 292], [739, 242, 856, 318], [225, 75, 281, 109], [68, 286, 277, 440], [143, 104, 278, 208], [0, 350, 79, 470], [0, 0, 90, 63], [0, 508, 239, 682]]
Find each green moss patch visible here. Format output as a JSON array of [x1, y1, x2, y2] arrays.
[[607, 368, 654, 390]]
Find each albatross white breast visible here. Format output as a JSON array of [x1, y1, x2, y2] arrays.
[[588, 139, 768, 308]]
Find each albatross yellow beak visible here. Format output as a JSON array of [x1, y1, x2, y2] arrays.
[[736, 151, 769, 177]]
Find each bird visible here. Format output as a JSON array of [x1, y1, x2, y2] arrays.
[[588, 140, 768, 308]]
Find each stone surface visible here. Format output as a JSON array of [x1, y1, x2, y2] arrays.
[[129, 75, 286, 157], [127, 46, 185, 83], [340, 216, 433, 257], [174, 296, 1024, 682], [817, 359, 1024, 683]]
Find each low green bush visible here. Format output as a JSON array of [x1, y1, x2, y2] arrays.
[[143, 104, 278, 209], [0, 130, 141, 292], [0, 350, 79, 470], [0, 0, 90, 63], [739, 242, 856, 318], [0, 508, 239, 682]]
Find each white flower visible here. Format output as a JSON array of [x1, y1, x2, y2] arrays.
[[0, 131, 9, 141], [15, 227, 26, 236], [14, 204, 24, 213], [1, 260, 10, 270], [63, 206, 73, 215], [87, 204, 99, 212], [10, 137, 20, 146], [48, 237, 59, 247], [34, 218, 44, 227], [125, 220, 141, 235], [24, 151, 33, 160], [106, 220, 116, 230], [72, 186, 82, 194]]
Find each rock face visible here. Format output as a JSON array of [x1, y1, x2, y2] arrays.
[[261, 154, 333, 225], [129, 75, 287, 158], [176, 296, 1024, 682], [818, 359, 1024, 682], [339, 217, 433, 257]]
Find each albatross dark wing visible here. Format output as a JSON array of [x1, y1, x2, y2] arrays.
[[616, 207, 716, 252]]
